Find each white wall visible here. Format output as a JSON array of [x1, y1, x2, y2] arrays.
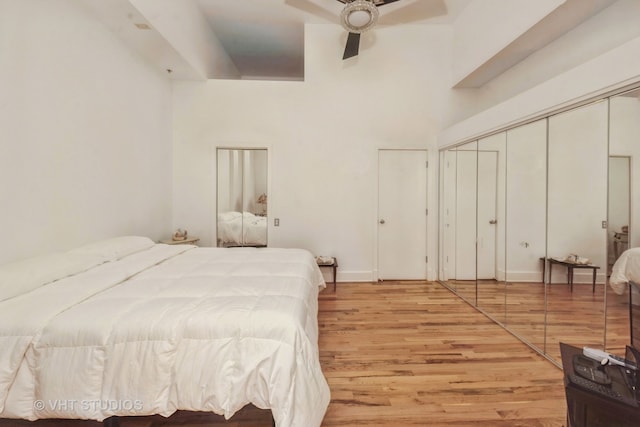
[[444, 1, 640, 134], [452, 0, 564, 86], [0, 0, 173, 264], [172, 24, 453, 281]]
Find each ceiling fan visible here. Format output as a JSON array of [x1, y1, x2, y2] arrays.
[[287, 0, 425, 60], [337, 0, 400, 59]]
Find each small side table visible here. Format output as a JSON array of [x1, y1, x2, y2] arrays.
[[160, 236, 200, 245], [540, 257, 599, 292], [317, 257, 338, 292]]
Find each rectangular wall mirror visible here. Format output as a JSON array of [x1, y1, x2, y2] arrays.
[[452, 141, 478, 304], [504, 119, 547, 353], [476, 132, 506, 324], [216, 148, 268, 247], [545, 100, 608, 362], [606, 88, 640, 354]]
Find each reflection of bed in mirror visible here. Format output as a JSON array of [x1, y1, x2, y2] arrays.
[[610, 247, 640, 295], [217, 211, 267, 247], [609, 247, 640, 352]]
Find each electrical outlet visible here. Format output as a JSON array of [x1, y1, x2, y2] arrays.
[[274, 218, 280, 227], [602, 220, 607, 229]]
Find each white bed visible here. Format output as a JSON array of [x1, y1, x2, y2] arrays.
[[0, 236, 330, 427], [610, 247, 640, 295], [217, 212, 267, 246]]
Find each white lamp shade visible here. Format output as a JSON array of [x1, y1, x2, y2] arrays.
[[340, 0, 378, 33]]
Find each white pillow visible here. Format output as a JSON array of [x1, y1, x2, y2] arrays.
[[218, 211, 242, 221], [68, 236, 155, 262], [0, 252, 103, 302]]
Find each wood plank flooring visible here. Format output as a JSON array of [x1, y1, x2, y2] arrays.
[[317, 281, 566, 427], [0, 281, 567, 427]]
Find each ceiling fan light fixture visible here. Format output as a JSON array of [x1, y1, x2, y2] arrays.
[[340, 0, 378, 33]]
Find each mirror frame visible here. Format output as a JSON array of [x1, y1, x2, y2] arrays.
[[216, 148, 268, 248]]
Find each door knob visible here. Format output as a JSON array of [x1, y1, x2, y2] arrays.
[[489, 219, 497, 225], [379, 219, 385, 224]]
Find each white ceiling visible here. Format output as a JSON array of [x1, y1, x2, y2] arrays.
[[194, 0, 472, 80], [82, 0, 622, 83]]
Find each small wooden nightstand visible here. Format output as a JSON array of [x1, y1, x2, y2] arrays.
[[316, 257, 338, 292], [160, 236, 200, 245]]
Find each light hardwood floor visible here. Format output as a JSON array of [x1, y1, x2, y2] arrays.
[[0, 281, 568, 427]]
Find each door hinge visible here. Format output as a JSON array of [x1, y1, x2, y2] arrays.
[[426, 256, 428, 263], [426, 161, 429, 168], [426, 209, 428, 216]]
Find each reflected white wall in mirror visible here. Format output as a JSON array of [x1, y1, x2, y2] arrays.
[[505, 120, 547, 283], [546, 100, 608, 361], [547, 101, 608, 281], [504, 119, 547, 353]]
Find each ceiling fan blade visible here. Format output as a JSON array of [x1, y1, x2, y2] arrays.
[[343, 32, 361, 60], [285, 0, 337, 22]]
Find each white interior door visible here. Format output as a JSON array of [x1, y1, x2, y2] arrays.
[[477, 151, 498, 279], [378, 150, 427, 280]]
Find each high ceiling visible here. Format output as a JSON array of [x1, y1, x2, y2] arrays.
[[81, 0, 622, 84], [194, 0, 472, 80]]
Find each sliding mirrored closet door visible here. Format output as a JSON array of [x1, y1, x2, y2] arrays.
[[443, 141, 479, 303], [216, 148, 268, 247], [606, 88, 640, 354], [504, 119, 547, 352], [545, 100, 608, 362], [438, 86, 640, 366], [476, 133, 506, 324], [439, 149, 456, 291]]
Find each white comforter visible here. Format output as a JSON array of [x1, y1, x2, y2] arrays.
[[610, 247, 640, 295], [0, 244, 330, 427]]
